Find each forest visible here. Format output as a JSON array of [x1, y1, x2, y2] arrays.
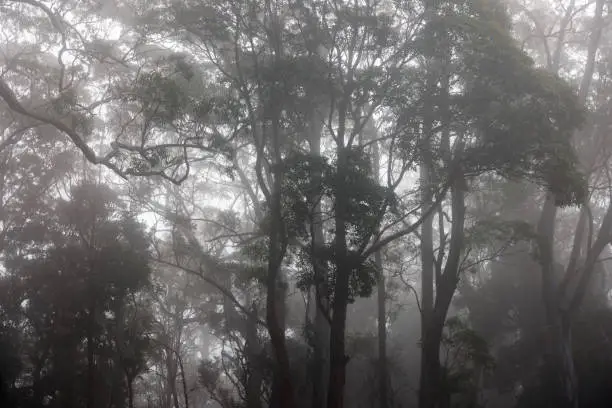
[[0, 0, 611, 407]]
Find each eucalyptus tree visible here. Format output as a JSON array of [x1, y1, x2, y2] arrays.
[[0, 3, 592, 408], [128, 1, 430, 407], [507, 1, 612, 406], [411, 1, 586, 407]]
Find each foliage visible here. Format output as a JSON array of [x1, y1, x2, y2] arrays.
[[0, 183, 153, 408]]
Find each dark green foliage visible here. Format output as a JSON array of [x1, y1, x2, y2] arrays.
[[0, 183, 153, 408], [280, 152, 331, 239], [296, 245, 377, 303], [464, 218, 536, 248], [411, 0, 587, 207]]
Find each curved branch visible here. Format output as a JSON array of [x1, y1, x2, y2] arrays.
[[153, 257, 267, 328], [0, 78, 187, 184]]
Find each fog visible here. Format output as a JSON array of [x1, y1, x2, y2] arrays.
[[0, 0, 611, 408]]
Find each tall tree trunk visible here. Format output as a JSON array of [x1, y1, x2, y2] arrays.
[[376, 249, 388, 408], [308, 103, 330, 408], [370, 131, 388, 408], [327, 115, 350, 408], [87, 304, 96, 408], [269, 274, 289, 408], [126, 376, 135, 408], [246, 303, 263, 408], [170, 357, 180, 408], [542, 311, 577, 408], [178, 352, 190, 408], [266, 96, 294, 408], [418, 86, 436, 408], [420, 169, 466, 408], [112, 301, 126, 408]]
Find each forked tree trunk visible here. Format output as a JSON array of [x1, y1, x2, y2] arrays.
[[419, 170, 466, 408]]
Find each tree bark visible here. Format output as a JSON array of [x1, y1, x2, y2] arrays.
[[246, 303, 263, 408], [269, 274, 289, 408], [308, 103, 330, 408], [542, 311, 577, 408], [87, 304, 96, 408], [112, 300, 126, 408], [178, 352, 190, 408], [127, 376, 135, 408], [419, 171, 466, 408], [326, 126, 350, 408], [418, 69, 437, 408], [376, 249, 388, 408], [266, 110, 294, 408], [371, 134, 388, 408]]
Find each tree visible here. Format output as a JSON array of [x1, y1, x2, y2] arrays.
[[0, 183, 152, 408], [509, 1, 612, 406], [413, 1, 585, 407]]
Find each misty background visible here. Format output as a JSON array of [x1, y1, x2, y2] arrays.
[[0, 0, 611, 408]]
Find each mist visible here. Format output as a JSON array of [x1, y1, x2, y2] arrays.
[[0, 1, 611, 408]]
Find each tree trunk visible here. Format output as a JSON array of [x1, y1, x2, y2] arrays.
[[542, 312, 578, 408], [178, 352, 190, 408], [266, 158, 294, 408], [326, 140, 350, 408], [418, 95, 436, 408], [419, 317, 443, 408], [165, 346, 180, 408], [308, 103, 330, 408], [246, 303, 263, 408], [376, 250, 388, 408], [112, 301, 126, 408], [371, 134, 388, 408], [419, 169, 466, 408], [127, 376, 135, 408], [87, 304, 96, 408], [269, 274, 289, 408]]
